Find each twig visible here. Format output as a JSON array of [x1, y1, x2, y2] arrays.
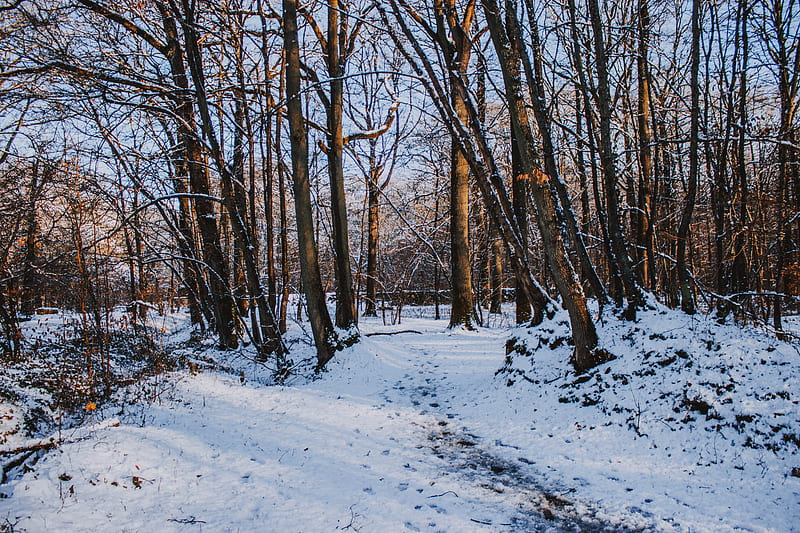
[[167, 516, 206, 524], [427, 490, 459, 498], [338, 504, 359, 531]]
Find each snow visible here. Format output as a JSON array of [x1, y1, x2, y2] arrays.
[[1, 304, 799, 532]]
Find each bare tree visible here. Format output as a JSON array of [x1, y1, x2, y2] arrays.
[[676, 0, 702, 314], [586, 0, 645, 318], [284, 0, 336, 368]]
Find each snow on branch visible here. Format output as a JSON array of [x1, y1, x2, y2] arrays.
[[345, 77, 400, 144]]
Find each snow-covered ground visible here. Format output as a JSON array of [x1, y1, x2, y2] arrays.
[[1, 304, 798, 532]]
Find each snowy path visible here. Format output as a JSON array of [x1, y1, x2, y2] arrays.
[[365, 320, 639, 532], [4, 310, 798, 532], [1, 317, 620, 532]]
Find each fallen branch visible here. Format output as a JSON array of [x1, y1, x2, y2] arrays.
[[1, 449, 36, 484], [0, 439, 57, 457], [365, 330, 423, 337], [0, 418, 121, 456]]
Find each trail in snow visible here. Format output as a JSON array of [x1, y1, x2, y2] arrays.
[[1, 316, 628, 533], [3, 311, 796, 532], [371, 322, 649, 532]]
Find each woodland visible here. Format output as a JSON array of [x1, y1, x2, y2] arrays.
[[0, 1, 799, 530], [0, 0, 797, 373]]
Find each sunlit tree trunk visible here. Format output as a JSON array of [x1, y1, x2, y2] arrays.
[[442, 0, 477, 330], [482, 0, 600, 372], [636, 0, 656, 291], [284, 0, 336, 368], [325, 0, 358, 331]]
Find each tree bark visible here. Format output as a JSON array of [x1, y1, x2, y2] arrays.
[[448, 84, 475, 328], [326, 0, 358, 331], [636, 0, 656, 291], [566, 0, 621, 305], [772, 0, 800, 333], [20, 162, 42, 317], [677, 0, 701, 314], [489, 221, 503, 314], [257, 2, 278, 322], [511, 133, 531, 324], [180, 0, 286, 360], [364, 147, 380, 317], [284, 0, 336, 368], [482, 0, 600, 372], [439, 0, 476, 330], [159, 3, 237, 348], [515, 0, 607, 304]]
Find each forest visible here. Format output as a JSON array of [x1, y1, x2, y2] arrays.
[[0, 0, 799, 531], [0, 0, 798, 369]]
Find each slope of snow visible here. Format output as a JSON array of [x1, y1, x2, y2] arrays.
[[0, 310, 186, 455], [1, 304, 798, 532], [480, 303, 800, 532]]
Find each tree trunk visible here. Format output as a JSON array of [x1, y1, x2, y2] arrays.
[[511, 133, 531, 324], [482, 0, 600, 372], [258, 3, 278, 321], [232, 49, 252, 327], [326, 0, 358, 331], [20, 163, 42, 317], [170, 149, 209, 329], [273, 52, 291, 334], [381, 0, 552, 325], [586, 0, 644, 318], [180, 0, 286, 361], [159, 4, 237, 348], [364, 150, 380, 317], [516, 0, 607, 304], [677, 0, 701, 314], [448, 86, 475, 329], [0, 282, 21, 360], [566, 0, 621, 305], [730, 0, 750, 314], [489, 221, 503, 314], [636, 0, 656, 291], [284, 0, 336, 368], [766, 0, 800, 332], [446, 0, 476, 329]]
